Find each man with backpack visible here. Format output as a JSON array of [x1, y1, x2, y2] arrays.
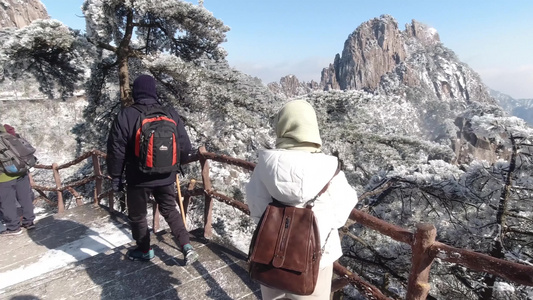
[[106, 74, 198, 265], [0, 124, 36, 236]]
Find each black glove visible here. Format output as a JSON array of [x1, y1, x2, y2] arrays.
[[112, 177, 124, 193]]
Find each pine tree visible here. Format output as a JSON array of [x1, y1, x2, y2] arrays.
[[0, 20, 87, 99], [82, 0, 229, 105]]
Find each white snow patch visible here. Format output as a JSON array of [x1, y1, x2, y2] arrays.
[[494, 281, 515, 293], [0, 221, 133, 291]]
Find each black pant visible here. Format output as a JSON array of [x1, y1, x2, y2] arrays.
[[126, 184, 189, 252], [0, 174, 35, 231]]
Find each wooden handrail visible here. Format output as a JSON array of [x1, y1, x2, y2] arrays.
[[431, 242, 533, 286], [333, 262, 389, 300], [34, 150, 106, 170], [349, 208, 413, 245], [197, 147, 255, 171], [28, 147, 533, 300]]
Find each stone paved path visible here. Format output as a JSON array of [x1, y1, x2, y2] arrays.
[[0, 204, 261, 300]]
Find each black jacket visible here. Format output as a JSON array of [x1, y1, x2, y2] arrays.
[[106, 97, 192, 187]]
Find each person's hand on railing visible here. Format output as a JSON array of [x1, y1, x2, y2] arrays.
[[182, 148, 200, 164]]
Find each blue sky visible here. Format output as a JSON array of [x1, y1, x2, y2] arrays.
[[40, 0, 533, 99]]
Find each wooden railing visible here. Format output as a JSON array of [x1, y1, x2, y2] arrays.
[[30, 150, 110, 213], [29, 146, 533, 300]]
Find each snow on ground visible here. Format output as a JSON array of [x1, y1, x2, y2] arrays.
[[0, 220, 133, 291]]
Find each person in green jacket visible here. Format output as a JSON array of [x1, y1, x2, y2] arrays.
[[0, 124, 35, 236]]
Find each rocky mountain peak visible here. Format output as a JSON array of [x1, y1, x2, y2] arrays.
[[266, 75, 318, 98], [405, 18, 440, 47], [317, 15, 495, 105], [324, 14, 407, 92], [0, 0, 48, 29]]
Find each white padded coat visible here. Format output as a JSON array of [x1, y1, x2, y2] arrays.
[[245, 149, 358, 268]]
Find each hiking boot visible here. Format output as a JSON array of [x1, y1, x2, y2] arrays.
[[126, 248, 154, 261], [22, 222, 35, 230], [185, 249, 199, 265], [183, 244, 199, 265], [0, 228, 23, 236]]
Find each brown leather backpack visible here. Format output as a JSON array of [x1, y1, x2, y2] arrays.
[[248, 165, 340, 295]]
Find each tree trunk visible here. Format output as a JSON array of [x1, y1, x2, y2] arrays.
[[117, 7, 135, 106], [118, 55, 131, 106]]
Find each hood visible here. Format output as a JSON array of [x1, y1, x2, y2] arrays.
[[275, 99, 322, 152], [255, 149, 339, 205], [3, 124, 16, 136]]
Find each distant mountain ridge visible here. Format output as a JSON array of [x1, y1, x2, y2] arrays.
[[0, 0, 48, 29], [490, 89, 533, 125], [270, 15, 495, 106]]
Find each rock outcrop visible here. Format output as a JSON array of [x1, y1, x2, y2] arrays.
[[267, 75, 318, 99], [328, 15, 408, 92], [320, 15, 495, 105], [452, 116, 507, 164], [0, 0, 48, 29]]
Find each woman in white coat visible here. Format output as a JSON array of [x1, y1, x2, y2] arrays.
[[245, 99, 358, 300]]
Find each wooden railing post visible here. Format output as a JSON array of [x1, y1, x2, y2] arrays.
[[199, 146, 213, 239], [28, 172, 37, 204], [183, 179, 196, 216], [108, 190, 115, 211], [92, 152, 103, 205], [52, 163, 64, 213], [407, 223, 437, 300]]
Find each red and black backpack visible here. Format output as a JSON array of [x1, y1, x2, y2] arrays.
[[132, 105, 180, 174]]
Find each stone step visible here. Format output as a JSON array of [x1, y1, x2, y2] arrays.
[[0, 204, 261, 299]]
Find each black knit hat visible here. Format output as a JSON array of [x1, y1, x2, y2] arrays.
[[133, 74, 157, 101]]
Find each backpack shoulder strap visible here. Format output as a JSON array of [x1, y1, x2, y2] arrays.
[[0, 133, 8, 152], [305, 159, 341, 208]]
